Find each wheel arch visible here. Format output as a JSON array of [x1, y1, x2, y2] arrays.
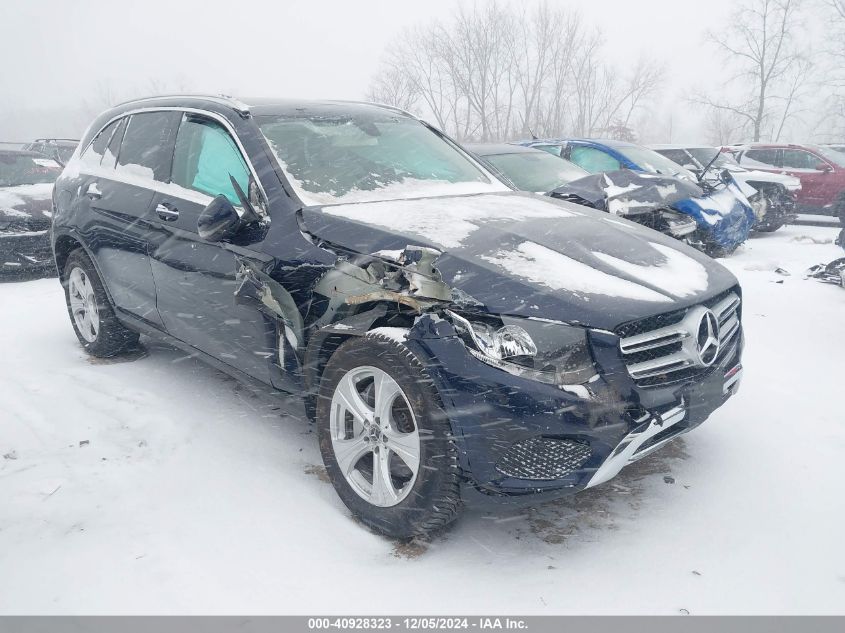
[[53, 233, 85, 278], [53, 231, 120, 309]]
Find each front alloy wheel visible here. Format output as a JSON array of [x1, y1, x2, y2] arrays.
[[317, 334, 461, 538], [329, 366, 421, 507]]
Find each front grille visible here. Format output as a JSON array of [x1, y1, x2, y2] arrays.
[[495, 437, 592, 481], [618, 290, 741, 387]]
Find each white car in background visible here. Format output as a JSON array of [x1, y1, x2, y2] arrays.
[[652, 144, 800, 232]]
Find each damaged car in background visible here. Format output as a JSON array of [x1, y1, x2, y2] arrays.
[[53, 96, 745, 539], [651, 144, 799, 233], [22, 138, 79, 166], [467, 143, 698, 242], [520, 138, 757, 257], [1, 148, 61, 274]]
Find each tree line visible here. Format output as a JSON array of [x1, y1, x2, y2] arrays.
[[366, 1, 663, 143], [367, 0, 845, 145]]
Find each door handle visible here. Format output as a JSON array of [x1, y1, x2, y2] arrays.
[[85, 182, 102, 199], [155, 203, 179, 221]]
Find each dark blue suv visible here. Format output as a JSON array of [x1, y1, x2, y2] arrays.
[[52, 96, 744, 538]]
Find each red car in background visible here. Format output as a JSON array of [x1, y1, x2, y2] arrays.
[[728, 144, 845, 224]]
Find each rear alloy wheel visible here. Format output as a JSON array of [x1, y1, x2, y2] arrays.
[[67, 267, 100, 343], [317, 334, 461, 538], [62, 249, 139, 357]]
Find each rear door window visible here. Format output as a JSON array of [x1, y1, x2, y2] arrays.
[[115, 111, 180, 182], [569, 146, 621, 173], [170, 115, 249, 205], [781, 149, 823, 171], [741, 149, 780, 169]]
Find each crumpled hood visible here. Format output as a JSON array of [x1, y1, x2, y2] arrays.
[[548, 169, 704, 215], [0, 183, 54, 223], [301, 192, 737, 330]]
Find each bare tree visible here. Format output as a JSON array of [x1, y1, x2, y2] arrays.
[[366, 1, 663, 142], [705, 107, 746, 145], [695, 0, 809, 141], [365, 66, 420, 113]]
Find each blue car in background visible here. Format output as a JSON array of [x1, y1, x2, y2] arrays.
[[519, 138, 757, 257]]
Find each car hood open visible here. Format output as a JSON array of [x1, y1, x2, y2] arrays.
[[301, 191, 738, 330]]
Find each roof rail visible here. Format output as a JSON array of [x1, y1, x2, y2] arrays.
[[111, 94, 251, 117], [353, 100, 416, 119]]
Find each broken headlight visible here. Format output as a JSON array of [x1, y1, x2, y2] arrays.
[[446, 311, 596, 386]]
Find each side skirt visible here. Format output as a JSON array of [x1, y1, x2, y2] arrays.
[[114, 307, 304, 404]]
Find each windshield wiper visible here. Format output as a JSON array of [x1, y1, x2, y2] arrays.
[[696, 149, 723, 188]]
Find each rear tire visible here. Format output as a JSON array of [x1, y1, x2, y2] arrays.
[[316, 333, 461, 539], [62, 249, 139, 357]]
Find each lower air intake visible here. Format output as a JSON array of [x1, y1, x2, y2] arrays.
[[495, 437, 592, 481]]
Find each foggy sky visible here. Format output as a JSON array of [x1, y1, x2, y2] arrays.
[[0, 0, 804, 142]]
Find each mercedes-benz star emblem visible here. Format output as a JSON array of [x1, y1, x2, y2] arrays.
[[695, 309, 721, 367]]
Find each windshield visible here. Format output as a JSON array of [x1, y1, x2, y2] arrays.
[[617, 145, 697, 180], [483, 151, 588, 192], [815, 146, 845, 167], [0, 154, 61, 186], [257, 113, 507, 205], [686, 148, 741, 170]]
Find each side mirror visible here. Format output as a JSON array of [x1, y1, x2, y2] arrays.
[[197, 195, 242, 242], [816, 163, 833, 173]]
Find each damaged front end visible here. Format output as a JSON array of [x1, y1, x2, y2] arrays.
[[549, 169, 700, 241], [550, 168, 756, 256], [286, 233, 739, 503]]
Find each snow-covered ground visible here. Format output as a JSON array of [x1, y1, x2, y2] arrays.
[[1, 225, 843, 615]]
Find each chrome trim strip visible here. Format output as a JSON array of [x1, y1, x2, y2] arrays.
[[723, 365, 743, 395], [586, 403, 687, 488], [619, 292, 741, 383]]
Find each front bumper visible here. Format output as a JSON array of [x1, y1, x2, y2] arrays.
[[0, 230, 54, 272], [404, 318, 743, 505], [587, 362, 741, 489]]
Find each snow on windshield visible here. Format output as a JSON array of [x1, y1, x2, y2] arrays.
[[258, 113, 508, 206]]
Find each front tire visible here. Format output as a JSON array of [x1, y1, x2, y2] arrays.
[[62, 249, 139, 357], [316, 333, 461, 539]]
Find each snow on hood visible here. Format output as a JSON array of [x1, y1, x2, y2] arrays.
[[602, 174, 642, 199], [733, 169, 802, 191], [0, 183, 54, 218], [303, 192, 736, 329], [481, 241, 673, 303], [593, 242, 710, 299], [322, 192, 578, 248]]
